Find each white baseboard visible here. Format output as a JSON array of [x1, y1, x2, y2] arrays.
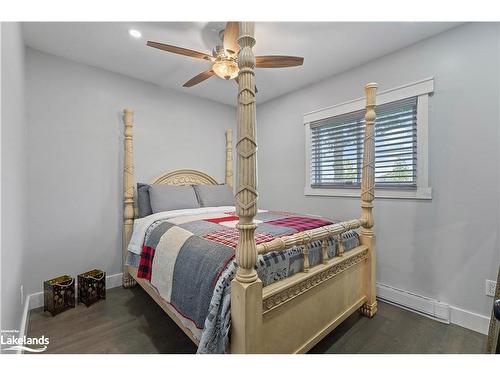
[[26, 272, 123, 311], [15, 296, 31, 354], [449, 306, 490, 335], [377, 282, 490, 335], [105, 272, 123, 289]]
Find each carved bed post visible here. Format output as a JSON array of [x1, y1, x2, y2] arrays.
[[122, 109, 137, 288], [230, 21, 263, 353], [359, 83, 377, 317], [225, 128, 233, 187]]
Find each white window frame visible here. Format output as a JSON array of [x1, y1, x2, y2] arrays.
[[304, 77, 433, 200]]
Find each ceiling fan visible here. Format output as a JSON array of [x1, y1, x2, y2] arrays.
[[146, 22, 304, 89]]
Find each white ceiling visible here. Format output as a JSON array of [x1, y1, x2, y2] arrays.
[[22, 22, 460, 106]]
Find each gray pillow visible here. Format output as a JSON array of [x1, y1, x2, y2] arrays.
[[194, 184, 235, 207], [137, 183, 153, 218], [149, 184, 200, 213]]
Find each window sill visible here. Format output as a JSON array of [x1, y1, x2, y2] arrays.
[[304, 186, 432, 200]]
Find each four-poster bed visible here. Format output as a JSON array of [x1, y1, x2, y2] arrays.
[[121, 22, 378, 353]]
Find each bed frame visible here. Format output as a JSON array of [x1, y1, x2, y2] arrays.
[[121, 22, 378, 353]]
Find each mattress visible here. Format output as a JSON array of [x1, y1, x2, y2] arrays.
[[126, 206, 360, 353]]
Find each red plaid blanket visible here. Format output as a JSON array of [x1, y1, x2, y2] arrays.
[[203, 228, 276, 249], [265, 216, 332, 231], [137, 246, 155, 281]]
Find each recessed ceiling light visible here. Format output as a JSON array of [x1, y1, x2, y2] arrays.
[[129, 29, 142, 39]]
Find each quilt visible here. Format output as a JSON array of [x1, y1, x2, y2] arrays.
[[126, 207, 360, 353]]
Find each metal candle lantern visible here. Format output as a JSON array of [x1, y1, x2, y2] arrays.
[[77, 269, 106, 307], [44, 275, 75, 316]]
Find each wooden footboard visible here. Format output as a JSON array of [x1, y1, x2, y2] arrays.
[[261, 246, 368, 353], [230, 220, 376, 354]]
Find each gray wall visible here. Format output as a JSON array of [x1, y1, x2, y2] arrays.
[[1, 23, 28, 332], [257, 23, 500, 317], [24, 48, 235, 295]]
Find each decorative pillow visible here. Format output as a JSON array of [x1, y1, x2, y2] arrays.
[[193, 184, 235, 207], [148, 184, 200, 213], [137, 183, 153, 218]]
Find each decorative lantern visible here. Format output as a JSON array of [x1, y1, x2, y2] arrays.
[[43, 275, 75, 316], [77, 269, 106, 307]]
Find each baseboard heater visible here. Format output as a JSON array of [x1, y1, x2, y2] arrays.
[[376, 282, 450, 323]]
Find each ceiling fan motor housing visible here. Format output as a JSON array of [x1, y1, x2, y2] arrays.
[[213, 45, 225, 58]]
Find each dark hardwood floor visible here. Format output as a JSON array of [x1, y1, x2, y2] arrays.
[[27, 286, 486, 354]]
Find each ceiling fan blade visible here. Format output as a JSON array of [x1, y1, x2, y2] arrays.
[[255, 55, 304, 68], [223, 22, 239, 54], [183, 70, 215, 87], [147, 41, 213, 61]]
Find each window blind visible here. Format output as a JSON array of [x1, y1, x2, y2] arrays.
[[310, 96, 417, 188]]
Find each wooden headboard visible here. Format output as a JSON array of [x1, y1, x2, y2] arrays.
[[121, 108, 233, 287], [150, 169, 218, 186]]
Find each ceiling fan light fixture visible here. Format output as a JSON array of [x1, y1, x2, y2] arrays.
[[213, 59, 239, 80]]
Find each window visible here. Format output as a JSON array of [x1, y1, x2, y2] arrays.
[[304, 78, 433, 200], [311, 96, 417, 188]]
